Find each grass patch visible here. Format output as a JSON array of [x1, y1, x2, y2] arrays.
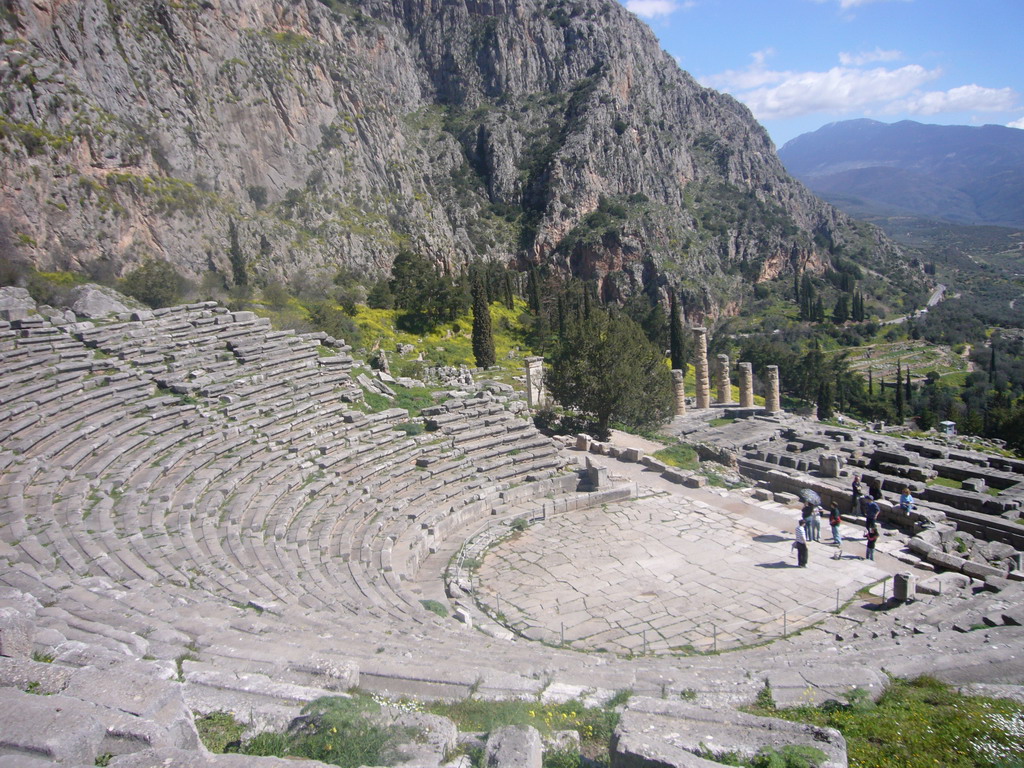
[[709, 417, 737, 428], [696, 744, 828, 768], [748, 676, 1024, 768], [195, 711, 246, 753], [928, 476, 963, 490], [211, 694, 415, 768], [425, 698, 620, 764], [653, 443, 699, 471], [419, 599, 448, 617]]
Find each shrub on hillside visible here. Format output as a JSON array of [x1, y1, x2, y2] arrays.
[[120, 259, 185, 308]]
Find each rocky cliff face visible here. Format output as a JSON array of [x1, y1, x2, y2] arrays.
[[0, 0, 913, 319]]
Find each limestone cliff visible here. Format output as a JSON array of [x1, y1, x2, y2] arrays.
[[0, 0, 914, 318]]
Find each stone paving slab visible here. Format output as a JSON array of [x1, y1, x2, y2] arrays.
[[477, 489, 886, 654]]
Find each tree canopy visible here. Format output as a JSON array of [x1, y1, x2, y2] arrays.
[[120, 258, 185, 308], [547, 306, 673, 439]]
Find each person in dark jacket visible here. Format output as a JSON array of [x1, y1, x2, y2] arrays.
[[865, 524, 879, 561]]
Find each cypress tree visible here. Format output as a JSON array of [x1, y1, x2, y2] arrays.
[[471, 276, 496, 369], [526, 268, 541, 314], [814, 296, 825, 323], [503, 273, 515, 310], [816, 380, 833, 420], [895, 361, 905, 419], [228, 220, 247, 288], [556, 293, 566, 340], [833, 294, 850, 324], [669, 291, 685, 371]]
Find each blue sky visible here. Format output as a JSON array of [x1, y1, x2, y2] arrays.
[[619, 0, 1024, 148]]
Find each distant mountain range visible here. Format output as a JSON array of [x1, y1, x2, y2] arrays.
[[779, 119, 1024, 228]]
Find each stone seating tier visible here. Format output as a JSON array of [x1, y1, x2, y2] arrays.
[[4, 303, 1024, 767]]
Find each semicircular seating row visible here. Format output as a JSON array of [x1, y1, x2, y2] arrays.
[[0, 305, 573, 644]]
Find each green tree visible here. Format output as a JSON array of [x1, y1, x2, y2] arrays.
[[366, 279, 394, 309], [669, 290, 686, 372], [228, 220, 247, 288], [817, 380, 834, 420], [895, 360, 905, 420], [389, 249, 457, 331], [121, 258, 185, 308], [832, 294, 850, 324], [471, 276, 496, 369], [547, 308, 673, 439], [306, 300, 361, 346]]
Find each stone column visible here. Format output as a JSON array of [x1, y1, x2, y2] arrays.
[[765, 365, 781, 415], [716, 354, 731, 405], [671, 369, 686, 416], [738, 362, 754, 408], [692, 327, 711, 409], [525, 357, 545, 408]]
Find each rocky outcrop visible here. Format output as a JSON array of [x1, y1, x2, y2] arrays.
[[0, 0, 917, 319]]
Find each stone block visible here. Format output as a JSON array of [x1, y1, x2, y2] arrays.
[[818, 454, 843, 477], [962, 477, 987, 493], [286, 658, 359, 692], [613, 698, 847, 768], [683, 475, 707, 488], [962, 560, 1006, 581], [983, 576, 1012, 593], [773, 492, 800, 505], [485, 725, 542, 768], [663, 470, 689, 485], [619, 448, 642, 463], [641, 456, 668, 472], [893, 572, 917, 601], [1002, 606, 1024, 626], [0, 689, 107, 764], [907, 537, 935, 558], [0, 608, 33, 658], [927, 551, 966, 572], [586, 463, 609, 489]]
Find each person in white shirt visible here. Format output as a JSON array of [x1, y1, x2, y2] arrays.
[[793, 520, 808, 567]]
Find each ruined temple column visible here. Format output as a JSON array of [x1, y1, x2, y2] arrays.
[[765, 365, 781, 415], [672, 369, 686, 416], [692, 327, 711, 409], [716, 354, 731, 405], [738, 362, 755, 408], [525, 357, 546, 408]]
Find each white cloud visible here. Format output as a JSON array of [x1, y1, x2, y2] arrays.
[[703, 50, 941, 120], [741, 65, 938, 119], [1010, 117, 1024, 130], [892, 85, 1018, 115], [814, 0, 908, 8], [625, 0, 687, 17], [704, 49, 1019, 122], [838, 48, 902, 66]]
